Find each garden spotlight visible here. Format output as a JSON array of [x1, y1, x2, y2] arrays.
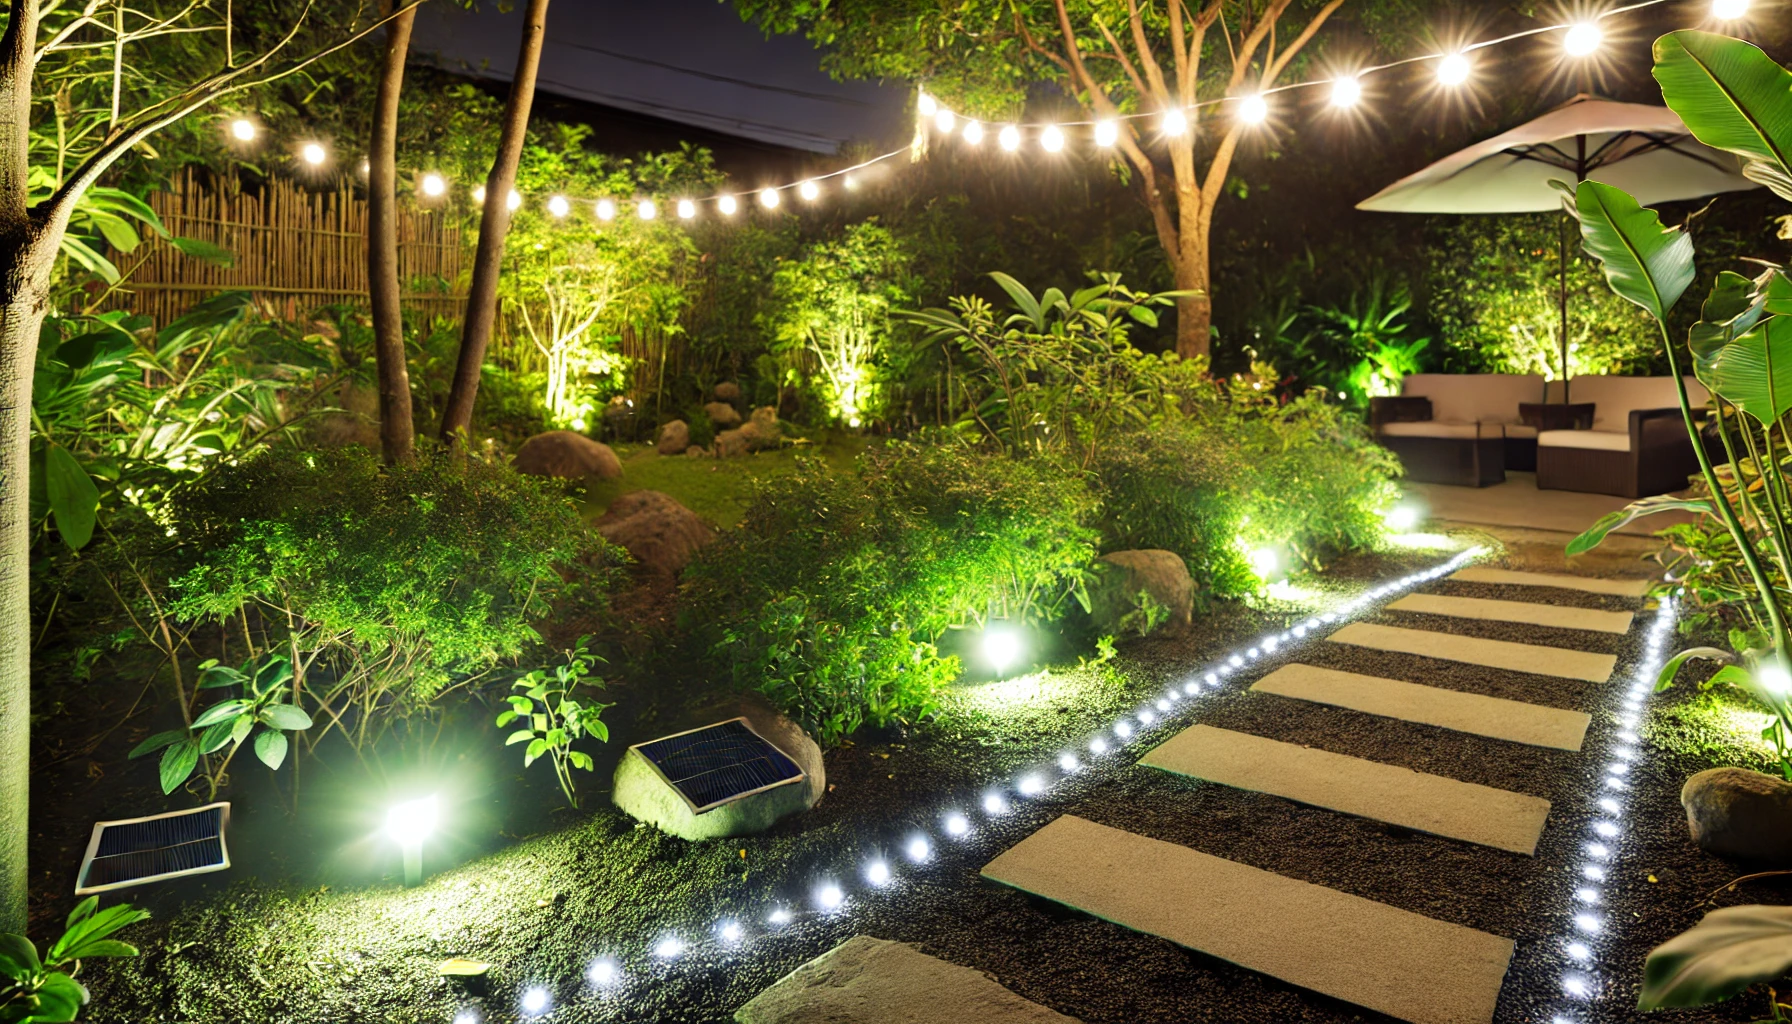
[[386, 794, 438, 886], [1249, 547, 1281, 581], [1384, 505, 1421, 532], [981, 625, 1023, 676]]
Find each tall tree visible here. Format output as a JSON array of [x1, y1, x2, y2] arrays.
[[439, 0, 551, 441], [0, 0, 410, 934], [734, 0, 1380, 361], [367, 0, 418, 464]]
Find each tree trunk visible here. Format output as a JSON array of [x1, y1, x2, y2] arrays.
[[0, 233, 52, 935], [438, 0, 551, 442], [1174, 246, 1212, 363], [367, 2, 417, 464]]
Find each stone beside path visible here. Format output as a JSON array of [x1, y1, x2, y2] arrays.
[[1449, 565, 1651, 597], [1327, 621, 1617, 682], [1251, 663, 1590, 751], [735, 935, 1081, 1024], [1141, 724, 1552, 854], [981, 815, 1514, 1024], [1387, 592, 1634, 634]]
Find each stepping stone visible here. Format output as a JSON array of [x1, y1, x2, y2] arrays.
[[1252, 664, 1590, 751], [734, 935, 1080, 1024], [1389, 592, 1633, 634], [1140, 724, 1551, 854], [1449, 566, 1650, 598], [1328, 621, 1616, 683], [982, 815, 1513, 1024]]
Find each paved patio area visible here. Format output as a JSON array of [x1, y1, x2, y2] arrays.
[[1407, 472, 1696, 538]]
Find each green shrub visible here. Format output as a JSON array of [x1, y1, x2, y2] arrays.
[[1092, 428, 1255, 599], [683, 439, 1097, 743], [163, 445, 624, 752]]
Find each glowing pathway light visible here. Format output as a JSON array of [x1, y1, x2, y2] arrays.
[[943, 812, 970, 836], [1249, 547, 1280, 581], [385, 795, 438, 886], [981, 625, 1024, 676], [1384, 504, 1422, 532], [815, 883, 845, 912], [653, 936, 686, 958], [519, 986, 551, 1017], [905, 836, 931, 862], [865, 860, 892, 886]]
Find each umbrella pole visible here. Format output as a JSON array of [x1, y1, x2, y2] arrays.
[[1558, 211, 1570, 404]]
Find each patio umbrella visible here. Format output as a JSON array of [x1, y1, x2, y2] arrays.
[[1358, 94, 1758, 401]]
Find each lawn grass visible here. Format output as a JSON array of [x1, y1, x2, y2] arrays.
[[584, 432, 869, 528]]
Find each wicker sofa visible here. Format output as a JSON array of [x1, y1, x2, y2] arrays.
[[1370, 374, 1544, 487], [1535, 375, 1711, 498]]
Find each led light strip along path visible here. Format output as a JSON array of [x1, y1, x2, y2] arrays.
[[980, 562, 1670, 1024]]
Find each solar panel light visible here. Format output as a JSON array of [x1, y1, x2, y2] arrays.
[[386, 794, 438, 886]]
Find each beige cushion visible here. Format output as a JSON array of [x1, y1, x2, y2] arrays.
[[1560, 376, 1709, 432], [1380, 421, 1494, 440], [1505, 424, 1538, 439], [1538, 429, 1631, 452], [1401, 374, 1546, 426]]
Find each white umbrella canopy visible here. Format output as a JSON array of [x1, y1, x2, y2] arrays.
[[1359, 95, 1757, 213], [1358, 95, 1759, 401]]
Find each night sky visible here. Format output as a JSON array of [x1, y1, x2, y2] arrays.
[[410, 0, 910, 154]]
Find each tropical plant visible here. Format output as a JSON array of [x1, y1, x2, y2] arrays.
[[0, 897, 148, 1024], [498, 638, 611, 808], [127, 653, 313, 798], [1638, 906, 1792, 1016], [1306, 281, 1431, 404]]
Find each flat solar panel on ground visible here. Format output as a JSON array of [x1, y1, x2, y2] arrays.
[[632, 719, 804, 813], [76, 803, 230, 894]]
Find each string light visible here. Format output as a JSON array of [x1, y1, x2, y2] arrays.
[[934, 108, 955, 134], [1711, 0, 1749, 17], [677, 198, 697, 219], [1161, 108, 1188, 135], [1436, 52, 1471, 85], [595, 198, 616, 221], [300, 142, 327, 166], [962, 120, 984, 145], [759, 187, 780, 209], [998, 124, 1020, 151], [471, 185, 485, 203], [506, 189, 521, 212], [229, 118, 256, 142], [1238, 94, 1269, 124], [718, 194, 738, 215], [420, 173, 446, 197], [1094, 119, 1118, 147], [1330, 76, 1363, 108], [799, 179, 820, 201], [547, 195, 570, 218], [637, 199, 657, 220], [1563, 21, 1603, 57], [916, 92, 938, 118], [1040, 125, 1065, 152]]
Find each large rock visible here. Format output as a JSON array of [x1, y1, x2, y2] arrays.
[[1683, 767, 1792, 863], [705, 401, 742, 429], [714, 382, 742, 403], [715, 410, 783, 458], [512, 431, 622, 480], [735, 936, 1081, 1024], [613, 697, 823, 841], [310, 380, 381, 449], [595, 490, 714, 578], [1087, 550, 1194, 636], [656, 419, 691, 455]]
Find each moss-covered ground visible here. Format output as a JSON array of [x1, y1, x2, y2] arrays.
[[583, 432, 867, 528]]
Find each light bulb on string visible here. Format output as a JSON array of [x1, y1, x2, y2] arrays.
[[677, 198, 696, 220], [718, 194, 738, 215], [1094, 120, 1118, 147], [1040, 125, 1065, 152], [1161, 108, 1188, 135], [637, 199, 657, 220], [506, 189, 521, 212], [1436, 52, 1471, 86], [471, 185, 486, 204], [1563, 21, 1603, 57], [300, 142, 327, 166], [547, 195, 570, 218], [1330, 76, 1362, 108], [420, 173, 446, 197], [916, 91, 938, 118], [1238, 94, 1269, 125], [998, 124, 1021, 151], [934, 108, 955, 134], [1711, 0, 1749, 17], [228, 118, 257, 142], [799, 180, 820, 201], [595, 198, 616, 221], [759, 187, 781, 209], [961, 120, 984, 145]]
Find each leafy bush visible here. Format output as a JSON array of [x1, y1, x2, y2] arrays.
[[683, 440, 1097, 743], [498, 637, 611, 809], [162, 445, 624, 755], [0, 897, 147, 1024]]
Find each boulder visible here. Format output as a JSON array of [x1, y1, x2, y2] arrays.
[[714, 382, 741, 403], [596, 490, 715, 578], [1683, 767, 1792, 863], [715, 412, 782, 458], [1088, 549, 1194, 636], [613, 696, 823, 841], [705, 401, 742, 429], [715, 427, 751, 458], [686, 445, 710, 458], [656, 419, 691, 455], [310, 380, 381, 449], [512, 431, 623, 480], [749, 405, 781, 439]]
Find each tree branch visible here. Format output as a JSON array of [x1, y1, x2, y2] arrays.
[[1264, 0, 1346, 83]]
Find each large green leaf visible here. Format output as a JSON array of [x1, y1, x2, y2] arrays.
[[43, 444, 99, 550], [157, 739, 200, 795], [1640, 905, 1792, 1009], [28, 971, 88, 1022], [1567, 495, 1713, 556], [0, 933, 41, 976], [259, 703, 312, 731], [253, 729, 288, 770], [1572, 179, 1696, 323], [1652, 31, 1792, 187], [1702, 315, 1792, 423]]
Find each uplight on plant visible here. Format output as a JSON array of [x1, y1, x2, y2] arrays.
[[980, 625, 1024, 676], [1384, 504, 1422, 532], [387, 794, 438, 886]]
